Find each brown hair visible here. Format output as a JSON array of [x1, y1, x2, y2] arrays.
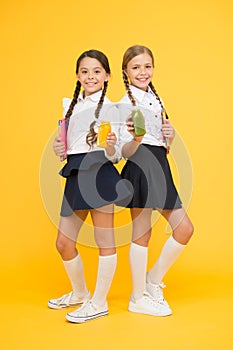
[[122, 45, 168, 117], [64, 49, 111, 147]]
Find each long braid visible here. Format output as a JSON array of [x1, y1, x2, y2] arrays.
[[95, 81, 108, 118], [122, 71, 136, 106], [86, 81, 108, 148], [149, 81, 170, 152], [122, 45, 170, 152], [149, 82, 169, 119], [65, 81, 81, 120]]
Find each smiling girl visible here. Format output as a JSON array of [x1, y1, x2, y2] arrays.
[[118, 45, 194, 316], [48, 49, 129, 323]]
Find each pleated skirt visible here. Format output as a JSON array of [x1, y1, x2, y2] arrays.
[[120, 144, 182, 210], [60, 151, 132, 216]]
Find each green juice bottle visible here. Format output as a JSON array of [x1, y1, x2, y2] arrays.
[[132, 109, 146, 136]]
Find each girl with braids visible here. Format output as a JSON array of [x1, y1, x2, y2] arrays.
[[118, 45, 194, 316], [49, 49, 130, 323]]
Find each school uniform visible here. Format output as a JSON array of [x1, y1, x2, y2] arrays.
[[60, 90, 131, 216], [117, 85, 182, 210]]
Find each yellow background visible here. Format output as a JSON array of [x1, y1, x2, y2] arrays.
[[1, 0, 232, 349]]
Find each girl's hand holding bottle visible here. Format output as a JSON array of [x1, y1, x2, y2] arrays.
[[105, 131, 117, 157], [106, 131, 117, 148], [97, 121, 117, 157], [126, 114, 144, 143], [53, 136, 66, 157]]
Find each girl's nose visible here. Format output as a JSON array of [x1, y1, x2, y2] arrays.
[[139, 67, 146, 75], [88, 72, 94, 79]]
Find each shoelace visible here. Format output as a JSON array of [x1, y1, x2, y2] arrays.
[[71, 300, 97, 317], [83, 300, 97, 311], [142, 292, 162, 308], [57, 292, 73, 306], [151, 283, 166, 302]]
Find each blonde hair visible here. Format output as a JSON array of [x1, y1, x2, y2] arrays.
[[122, 45, 167, 116]]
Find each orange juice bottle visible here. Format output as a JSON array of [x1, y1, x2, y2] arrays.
[[97, 121, 111, 148]]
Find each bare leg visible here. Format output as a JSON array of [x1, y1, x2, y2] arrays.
[[147, 207, 194, 284], [128, 208, 172, 316], [131, 208, 152, 246], [129, 208, 152, 299], [49, 211, 90, 306], [90, 204, 116, 256], [90, 204, 117, 306], [56, 210, 88, 260], [160, 208, 194, 244]]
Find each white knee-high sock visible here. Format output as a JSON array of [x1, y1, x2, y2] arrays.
[[147, 236, 186, 284], [92, 253, 117, 307], [129, 242, 148, 300], [63, 254, 88, 298]]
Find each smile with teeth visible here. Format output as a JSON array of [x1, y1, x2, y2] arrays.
[[137, 77, 149, 82]]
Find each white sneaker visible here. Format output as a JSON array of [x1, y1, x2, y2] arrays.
[[128, 291, 172, 316], [48, 291, 90, 309], [66, 299, 108, 323], [146, 281, 172, 314]]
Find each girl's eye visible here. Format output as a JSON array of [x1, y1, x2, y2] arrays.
[[81, 70, 87, 74], [146, 65, 152, 69], [132, 66, 139, 70], [94, 70, 101, 74]]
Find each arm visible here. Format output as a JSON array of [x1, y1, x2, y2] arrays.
[[104, 131, 120, 162], [121, 115, 144, 158], [162, 119, 175, 146], [53, 136, 66, 157], [103, 104, 122, 163]]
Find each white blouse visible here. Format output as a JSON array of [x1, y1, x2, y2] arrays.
[[117, 85, 167, 149], [63, 90, 121, 163]]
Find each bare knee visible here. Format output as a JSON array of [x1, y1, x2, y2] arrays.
[[133, 230, 152, 247], [56, 232, 77, 259], [184, 220, 194, 242], [174, 219, 194, 245]]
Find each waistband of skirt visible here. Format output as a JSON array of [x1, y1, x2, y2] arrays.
[[60, 151, 108, 177]]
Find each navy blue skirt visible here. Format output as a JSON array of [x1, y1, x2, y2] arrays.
[[60, 152, 132, 216], [119, 144, 182, 210]]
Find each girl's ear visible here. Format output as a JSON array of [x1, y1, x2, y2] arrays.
[[124, 69, 129, 78], [105, 73, 110, 82]]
